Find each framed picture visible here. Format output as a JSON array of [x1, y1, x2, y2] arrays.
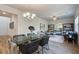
[[40, 23, 45, 31], [10, 22, 14, 29]]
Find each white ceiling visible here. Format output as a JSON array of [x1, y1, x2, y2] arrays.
[[6, 4, 77, 20]]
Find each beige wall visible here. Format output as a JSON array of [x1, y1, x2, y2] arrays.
[[0, 5, 20, 36], [17, 14, 48, 35], [0, 5, 48, 36], [0, 5, 19, 14], [8, 15, 18, 36]]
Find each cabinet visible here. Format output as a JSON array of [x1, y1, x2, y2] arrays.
[[63, 23, 74, 31], [48, 24, 54, 32]]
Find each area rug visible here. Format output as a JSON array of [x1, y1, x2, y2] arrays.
[[49, 35, 65, 43]]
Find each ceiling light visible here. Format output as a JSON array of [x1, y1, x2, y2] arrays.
[[26, 12, 30, 16], [32, 13, 36, 17], [50, 16, 57, 21], [23, 12, 36, 19], [23, 13, 27, 17], [2, 12, 6, 14], [31, 13, 36, 19], [53, 16, 57, 21]]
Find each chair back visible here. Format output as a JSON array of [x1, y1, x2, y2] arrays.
[[72, 32, 78, 40], [39, 35, 49, 46], [13, 34, 26, 38]]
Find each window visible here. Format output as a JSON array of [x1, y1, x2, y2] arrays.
[[74, 16, 78, 33]]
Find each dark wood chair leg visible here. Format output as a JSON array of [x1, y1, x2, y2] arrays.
[[42, 47, 43, 54]]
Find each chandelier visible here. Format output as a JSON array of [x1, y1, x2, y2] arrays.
[[52, 16, 57, 21], [23, 12, 36, 20]]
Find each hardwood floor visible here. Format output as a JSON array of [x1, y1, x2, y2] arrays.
[[46, 41, 79, 54], [0, 35, 11, 54], [0, 35, 79, 54], [42, 35, 79, 54]]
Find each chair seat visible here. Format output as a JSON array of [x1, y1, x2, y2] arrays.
[[19, 39, 40, 54]]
